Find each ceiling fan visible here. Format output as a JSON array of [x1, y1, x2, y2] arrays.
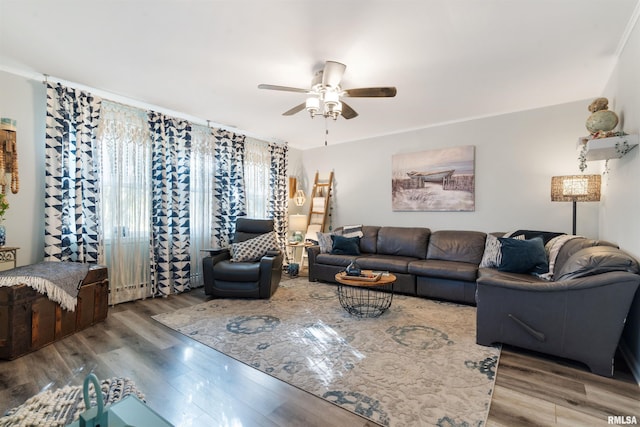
[[258, 61, 397, 120]]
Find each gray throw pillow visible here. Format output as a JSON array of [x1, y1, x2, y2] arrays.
[[479, 234, 502, 268], [316, 232, 333, 253]]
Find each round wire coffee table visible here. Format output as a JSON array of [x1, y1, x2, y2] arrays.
[[334, 271, 396, 318]]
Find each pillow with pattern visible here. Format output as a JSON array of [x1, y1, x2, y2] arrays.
[[341, 224, 364, 238], [231, 231, 279, 262], [479, 234, 502, 268], [316, 232, 333, 253]]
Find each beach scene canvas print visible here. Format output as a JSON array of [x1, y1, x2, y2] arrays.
[[392, 145, 475, 211]]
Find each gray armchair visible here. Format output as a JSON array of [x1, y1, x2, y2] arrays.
[[202, 218, 283, 298]]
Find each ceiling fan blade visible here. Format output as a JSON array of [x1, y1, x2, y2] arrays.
[[344, 87, 397, 97], [283, 103, 306, 116], [258, 84, 309, 94], [322, 61, 346, 88], [341, 101, 359, 119]]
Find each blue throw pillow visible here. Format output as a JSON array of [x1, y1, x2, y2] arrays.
[[498, 237, 549, 274], [330, 235, 361, 256]]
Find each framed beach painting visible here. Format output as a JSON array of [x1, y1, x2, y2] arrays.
[[392, 145, 475, 211]]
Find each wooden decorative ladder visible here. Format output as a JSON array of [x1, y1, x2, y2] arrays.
[[307, 171, 334, 233]]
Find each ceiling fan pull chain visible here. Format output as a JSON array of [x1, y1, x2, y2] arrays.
[[325, 117, 329, 146]]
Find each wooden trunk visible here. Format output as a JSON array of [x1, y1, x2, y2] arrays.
[[0, 265, 108, 360]]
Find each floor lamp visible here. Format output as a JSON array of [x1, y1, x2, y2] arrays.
[[550, 175, 601, 235]]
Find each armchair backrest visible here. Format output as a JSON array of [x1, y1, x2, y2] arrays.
[[233, 218, 275, 243]]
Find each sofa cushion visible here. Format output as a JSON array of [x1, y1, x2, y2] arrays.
[[377, 227, 430, 258], [498, 237, 548, 274], [359, 226, 381, 254], [315, 253, 356, 267], [427, 230, 487, 264], [214, 260, 261, 281], [409, 259, 478, 282], [355, 255, 417, 274], [555, 246, 640, 281], [553, 238, 618, 278], [331, 235, 361, 255]]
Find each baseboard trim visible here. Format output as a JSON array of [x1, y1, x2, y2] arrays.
[[619, 341, 640, 386]]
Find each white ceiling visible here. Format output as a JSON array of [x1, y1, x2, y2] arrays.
[[1, 0, 639, 149]]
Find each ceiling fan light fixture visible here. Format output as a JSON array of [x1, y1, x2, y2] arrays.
[[323, 90, 339, 107], [305, 97, 320, 117], [327, 101, 342, 120]]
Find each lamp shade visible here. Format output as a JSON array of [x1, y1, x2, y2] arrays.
[[551, 175, 601, 202], [289, 214, 308, 233], [306, 97, 320, 114]]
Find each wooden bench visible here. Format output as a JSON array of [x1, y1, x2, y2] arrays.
[[0, 264, 108, 360]]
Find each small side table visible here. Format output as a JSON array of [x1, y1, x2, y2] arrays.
[[286, 242, 312, 274], [334, 271, 396, 318], [0, 246, 18, 271]]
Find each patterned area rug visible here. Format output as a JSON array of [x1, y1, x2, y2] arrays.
[[1, 377, 144, 427], [153, 278, 500, 426]]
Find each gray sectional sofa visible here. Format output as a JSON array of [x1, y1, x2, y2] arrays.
[[476, 237, 640, 377], [306, 225, 640, 376], [307, 226, 486, 304]]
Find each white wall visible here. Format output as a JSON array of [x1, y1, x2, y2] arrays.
[[302, 100, 598, 237], [0, 70, 45, 265], [601, 17, 640, 380]]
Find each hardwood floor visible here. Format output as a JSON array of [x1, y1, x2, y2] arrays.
[[1, 286, 638, 426]]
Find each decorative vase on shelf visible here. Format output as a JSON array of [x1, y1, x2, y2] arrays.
[[0, 225, 6, 247]]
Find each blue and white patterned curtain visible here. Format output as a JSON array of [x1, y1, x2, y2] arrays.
[[212, 130, 246, 247], [268, 142, 288, 250], [44, 83, 102, 262], [148, 112, 192, 296]]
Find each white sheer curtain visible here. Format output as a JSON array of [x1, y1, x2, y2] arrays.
[[96, 101, 153, 304], [244, 137, 271, 218], [190, 125, 216, 287]]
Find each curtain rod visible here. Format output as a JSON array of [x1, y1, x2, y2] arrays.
[[0, 66, 286, 146]]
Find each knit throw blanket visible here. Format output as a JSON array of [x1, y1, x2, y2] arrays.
[[1, 377, 144, 427], [0, 262, 91, 312]]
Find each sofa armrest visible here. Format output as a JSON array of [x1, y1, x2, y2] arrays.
[[306, 245, 320, 258], [306, 245, 321, 281], [259, 250, 283, 272], [201, 247, 227, 256], [478, 268, 640, 292], [259, 250, 283, 298], [204, 249, 231, 265], [202, 249, 231, 293]]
